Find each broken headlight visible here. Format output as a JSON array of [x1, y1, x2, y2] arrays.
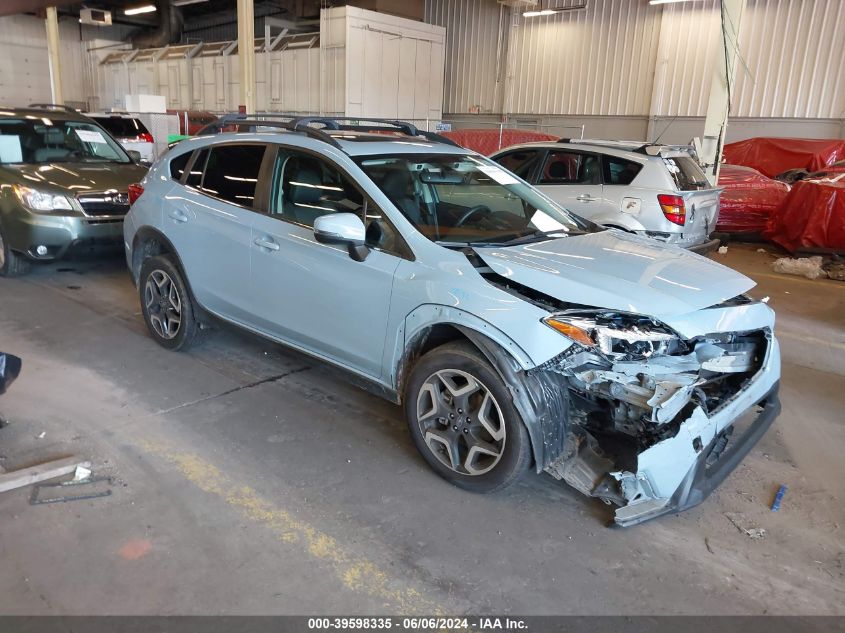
[[542, 311, 686, 360]]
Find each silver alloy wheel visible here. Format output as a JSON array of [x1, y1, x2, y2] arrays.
[[144, 269, 182, 340], [416, 368, 506, 476]]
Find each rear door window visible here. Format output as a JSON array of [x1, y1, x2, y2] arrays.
[[663, 155, 708, 191], [92, 116, 149, 138], [185, 149, 208, 188], [169, 152, 191, 181], [200, 144, 267, 208], [493, 150, 542, 180], [539, 150, 601, 185], [603, 156, 643, 185]]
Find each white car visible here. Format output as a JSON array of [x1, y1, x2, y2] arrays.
[[89, 113, 155, 164], [491, 139, 721, 253]]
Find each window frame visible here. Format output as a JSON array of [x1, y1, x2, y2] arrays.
[[265, 144, 415, 261]]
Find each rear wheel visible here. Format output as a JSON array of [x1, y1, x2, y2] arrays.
[[404, 341, 531, 493], [139, 255, 201, 351], [0, 225, 31, 277]]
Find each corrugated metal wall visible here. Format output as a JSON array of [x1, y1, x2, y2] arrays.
[[426, 0, 845, 121], [733, 0, 845, 119], [507, 0, 662, 116]]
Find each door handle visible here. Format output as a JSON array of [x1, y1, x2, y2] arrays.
[[253, 237, 280, 251], [168, 209, 188, 223], [576, 194, 598, 202]]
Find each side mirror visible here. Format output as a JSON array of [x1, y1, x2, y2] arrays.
[[127, 149, 142, 163], [313, 212, 370, 262]]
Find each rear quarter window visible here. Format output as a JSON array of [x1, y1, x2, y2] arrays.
[[603, 156, 643, 185], [663, 156, 708, 191]]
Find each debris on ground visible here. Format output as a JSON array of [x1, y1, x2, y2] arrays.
[[771, 484, 788, 511], [36, 431, 46, 439], [29, 476, 113, 505], [718, 245, 729, 255], [725, 512, 767, 539], [705, 537, 715, 554], [72, 465, 92, 482], [772, 255, 826, 279], [826, 262, 845, 281]]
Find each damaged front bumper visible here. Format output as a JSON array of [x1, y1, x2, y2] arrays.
[[539, 305, 781, 526], [610, 380, 780, 526]]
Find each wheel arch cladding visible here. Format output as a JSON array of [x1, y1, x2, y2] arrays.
[[131, 227, 183, 285], [398, 318, 569, 474], [455, 326, 569, 473]]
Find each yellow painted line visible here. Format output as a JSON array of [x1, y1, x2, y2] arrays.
[[141, 441, 442, 613]]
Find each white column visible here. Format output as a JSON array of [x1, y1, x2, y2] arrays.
[[237, 0, 256, 113], [45, 6, 63, 105], [700, 0, 747, 185]]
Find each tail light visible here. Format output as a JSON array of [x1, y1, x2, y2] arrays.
[[658, 194, 686, 225], [138, 132, 154, 144], [128, 183, 144, 206]]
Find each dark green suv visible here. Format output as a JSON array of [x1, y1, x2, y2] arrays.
[[0, 105, 148, 276]]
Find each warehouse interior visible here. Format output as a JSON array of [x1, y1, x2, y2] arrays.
[[0, 0, 843, 626]]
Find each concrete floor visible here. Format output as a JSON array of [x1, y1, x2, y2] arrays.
[[0, 243, 842, 615]]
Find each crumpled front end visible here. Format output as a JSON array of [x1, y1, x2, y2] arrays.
[[538, 300, 781, 526]]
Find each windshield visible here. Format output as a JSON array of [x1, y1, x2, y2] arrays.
[[355, 153, 596, 245], [0, 117, 130, 165]]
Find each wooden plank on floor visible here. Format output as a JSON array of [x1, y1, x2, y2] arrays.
[[0, 457, 90, 494]]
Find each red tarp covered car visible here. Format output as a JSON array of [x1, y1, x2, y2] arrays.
[[442, 128, 558, 155], [764, 177, 845, 252], [723, 137, 845, 178], [717, 164, 791, 234]]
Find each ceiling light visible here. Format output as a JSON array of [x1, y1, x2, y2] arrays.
[[124, 4, 157, 15], [522, 3, 587, 17], [173, 0, 210, 6]]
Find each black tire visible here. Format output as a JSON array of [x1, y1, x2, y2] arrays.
[[404, 341, 532, 493], [139, 254, 201, 351], [0, 224, 31, 277]]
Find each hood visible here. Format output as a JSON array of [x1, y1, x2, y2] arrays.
[[1, 162, 147, 194], [474, 230, 754, 318]]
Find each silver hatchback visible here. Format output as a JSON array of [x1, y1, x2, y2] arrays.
[[491, 140, 721, 252]]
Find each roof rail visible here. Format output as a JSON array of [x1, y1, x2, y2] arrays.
[[205, 113, 460, 150], [28, 103, 80, 113], [291, 116, 461, 147], [210, 114, 343, 149]]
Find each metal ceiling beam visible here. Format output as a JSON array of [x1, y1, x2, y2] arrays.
[[0, 0, 80, 16]]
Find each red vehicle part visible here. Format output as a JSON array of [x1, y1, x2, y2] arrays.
[[723, 137, 845, 178], [763, 179, 845, 253], [717, 164, 790, 234], [442, 128, 559, 155]]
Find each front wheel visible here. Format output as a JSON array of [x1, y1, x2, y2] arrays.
[[404, 341, 532, 493], [139, 255, 201, 351]]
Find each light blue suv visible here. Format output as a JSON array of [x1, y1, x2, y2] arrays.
[[123, 117, 781, 526]]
